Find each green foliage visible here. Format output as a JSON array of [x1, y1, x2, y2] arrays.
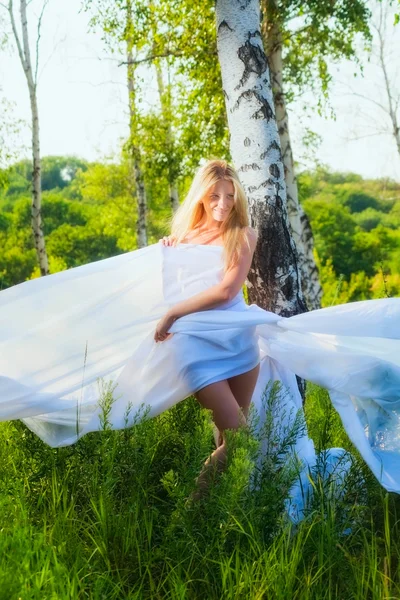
[[299, 167, 400, 304], [0, 158, 130, 286], [41, 156, 89, 191], [281, 0, 371, 104], [342, 192, 393, 214]]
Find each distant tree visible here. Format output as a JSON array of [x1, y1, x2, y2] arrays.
[[148, 1, 180, 214], [303, 175, 397, 282], [47, 222, 120, 268], [342, 192, 383, 213], [40, 156, 88, 191], [0, 0, 49, 275], [72, 161, 137, 250], [343, 1, 400, 163]]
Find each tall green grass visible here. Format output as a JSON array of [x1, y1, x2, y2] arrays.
[[0, 383, 399, 599]]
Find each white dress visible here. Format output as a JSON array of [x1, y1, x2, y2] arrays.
[[1, 242, 400, 499]]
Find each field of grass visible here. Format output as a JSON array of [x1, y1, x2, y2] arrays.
[[0, 382, 399, 599]]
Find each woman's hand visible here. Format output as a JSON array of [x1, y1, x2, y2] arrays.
[[154, 312, 177, 343], [159, 235, 177, 247]]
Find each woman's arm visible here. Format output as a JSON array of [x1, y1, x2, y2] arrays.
[[154, 228, 257, 342]]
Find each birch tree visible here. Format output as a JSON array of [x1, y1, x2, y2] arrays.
[[343, 1, 400, 164], [216, 0, 305, 317], [153, 59, 179, 214], [0, 0, 49, 275], [259, 0, 371, 309], [261, 4, 321, 309], [126, 0, 147, 247], [84, 0, 150, 247]]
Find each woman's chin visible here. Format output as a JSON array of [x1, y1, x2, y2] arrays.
[[212, 214, 227, 223]]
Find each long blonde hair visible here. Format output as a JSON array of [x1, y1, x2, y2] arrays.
[[170, 159, 251, 270]]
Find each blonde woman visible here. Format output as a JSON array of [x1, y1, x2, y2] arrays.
[[157, 159, 260, 493]]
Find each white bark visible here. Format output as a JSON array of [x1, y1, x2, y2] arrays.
[[126, 1, 147, 248], [216, 0, 306, 317], [298, 205, 322, 309], [7, 0, 49, 275], [267, 22, 322, 309], [155, 60, 180, 214]]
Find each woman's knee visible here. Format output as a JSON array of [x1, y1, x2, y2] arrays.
[[194, 381, 246, 432], [215, 407, 246, 432]]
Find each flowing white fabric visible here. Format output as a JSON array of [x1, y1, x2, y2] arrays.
[[1, 242, 400, 498]]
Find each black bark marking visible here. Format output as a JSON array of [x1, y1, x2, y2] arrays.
[[238, 0, 253, 10], [244, 137, 251, 147], [253, 96, 275, 121], [248, 29, 262, 41], [238, 163, 261, 172], [233, 89, 275, 123], [269, 163, 280, 179], [217, 19, 233, 34], [261, 178, 283, 192], [261, 140, 280, 158], [236, 37, 269, 89], [244, 177, 284, 202]]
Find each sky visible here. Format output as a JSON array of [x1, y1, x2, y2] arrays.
[[1, 0, 400, 182]]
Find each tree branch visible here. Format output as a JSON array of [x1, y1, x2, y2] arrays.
[[347, 130, 392, 142], [119, 47, 217, 67], [119, 50, 184, 67], [8, 0, 28, 74], [35, 0, 49, 84], [339, 90, 388, 115]]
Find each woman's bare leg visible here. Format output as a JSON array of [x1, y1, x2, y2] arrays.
[[193, 379, 244, 497], [193, 363, 261, 497], [214, 363, 260, 447]]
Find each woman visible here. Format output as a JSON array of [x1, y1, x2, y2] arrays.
[[156, 160, 261, 493], [0, 159, 399, 504]]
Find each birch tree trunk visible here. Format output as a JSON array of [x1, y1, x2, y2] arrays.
[[216, 0, 306, 317], [126, 0, 147, 248], [8, 0, 49, 275], [262, 16, 322, 309], [154, 60, 180, 214]]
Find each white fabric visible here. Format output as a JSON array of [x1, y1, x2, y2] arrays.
[[1, 242, 400, 497]]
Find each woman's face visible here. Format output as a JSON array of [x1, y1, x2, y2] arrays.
[[203, 179, 235, 225]]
